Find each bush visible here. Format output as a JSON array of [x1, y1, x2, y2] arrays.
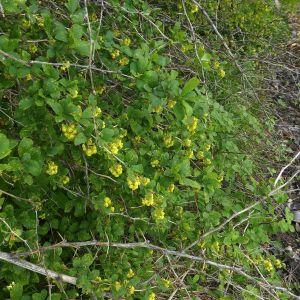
[[0, 0, 295, 299]]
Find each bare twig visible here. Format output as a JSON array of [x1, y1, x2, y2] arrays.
[[0, 251, 77, 285]]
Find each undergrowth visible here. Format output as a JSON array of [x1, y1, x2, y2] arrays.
[[0, 0, 297, 299]]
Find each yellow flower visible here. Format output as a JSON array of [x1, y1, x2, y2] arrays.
[[187, 117, 198, 133], [204, 158, 211, 165], [111, 49, 120, 59], [264, 260, 273, 272], [214, 61, 220, 69], [109, 164, 123, 177], [82, 139, 97, 157], [127, 176, 141, 190], [134, 136, 141, 143], [191, 4, 199, 13], [90, 12, 97, 21], [61, 123, 78, 140], [110, 206, 115, 213], [274, 259, 282, 269], [151, 159, 159, 167], [60, 61, 70, 71], [219, 69, 226, 78], [128, 285, 135, 295], [70, 89, 78, 98], [153, 208, 165, 220], [36, 16, 44, 28], [113, 29, 121, 37], [163, 135, 174, 148], [186, 149, 194, 159], [212, 241, 220, 253], [122, 38, 131, 46], [140, 177, 150, 186], [25, 73, 32, 81], [142, 192, 155, 206], [61, 175, 70, 185], [152, 105, 162, 113], [29, 44, 38, 54], [204, 144, 211, 151], [127, 268, 135, 278], [46, 161, 58, 176], [119, 57, 129, 66], [96, 86, 105, 95], [115, 281, 121, 291], [108, 139, 123, 155], [22, 19, 30, 29], [196, 151, 204, 159], [162, 279, 171, 288], [93, 107, 102, 117], [167, 184, 175, 193], [183, 139, 192, 147], [104, 197, 112, 208], [148, 292, 156, 300], [167, 100, 176, 109]]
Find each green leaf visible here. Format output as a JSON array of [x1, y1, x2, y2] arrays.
[[10, 283, 23, 300], [73, 40, 90, 56], [0, 133, 11, 160], [182, 100, 193, 117], [66, 0, 78, 13], [74, 132, 87, 145], [18, 137, 33, 157], [179, 177, 200, 189], [55, 22, 68, 42], [19, 98, 34, 110], [182, 77, 200, 96], [101, 128, 115, 141]]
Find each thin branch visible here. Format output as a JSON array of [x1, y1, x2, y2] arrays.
[[0, 251, 77, 285]]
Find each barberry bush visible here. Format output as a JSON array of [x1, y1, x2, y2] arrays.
[[0, 0, 296, 299]]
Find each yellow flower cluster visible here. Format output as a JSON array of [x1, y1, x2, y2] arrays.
[[115, 281, 122, 291], [46, 161, 58, 176], [204, 144, 211, 151], [153, 208, 165, 220], [274, 259, 282, 269], [183, 139, 192, 147], [108, 139, 123, 155], [127, 176, 141, 190], [142, 192, 155, 206], [25, 74, 32, 81], [186, 149, 194, 159], [103, 197, 112, 208], [151, 159, 159, 167], [61, 123, 77, 140], [119, 57, 129, 66], [93, 107, 102, 117], [122, 38, 131, 46], [128, 285, 135, 295], [140, 176, 150, 186], [70, 89, 78, 98], [109, 164, 123, 177], [167, 183, 175, 193], [148, 292, 156, 300], [162, 279, 171, 288], [111, 49, 120, 59], [196, 150, 204, 159], [187, 117, 198, 133], [96, 86, 105, 95], [152, 105, 162, 113], [191, 4, 199, 13], [218, 69, 226, 78], [164, 135, 174, 148], [127, 268, 135, 278], [60, 61, 70, 71], [29, 44, 38, 54], [204, 158, 211, 165], [82, 139, 97, 156], [61, 175, 70, 185], [264, 260, 273, 272], [167, 100, 176, 109]]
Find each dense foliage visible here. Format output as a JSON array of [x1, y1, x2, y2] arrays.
[[0, 0, 296, 299]]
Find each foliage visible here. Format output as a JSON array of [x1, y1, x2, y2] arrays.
[[0, 0, 294, 299]]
